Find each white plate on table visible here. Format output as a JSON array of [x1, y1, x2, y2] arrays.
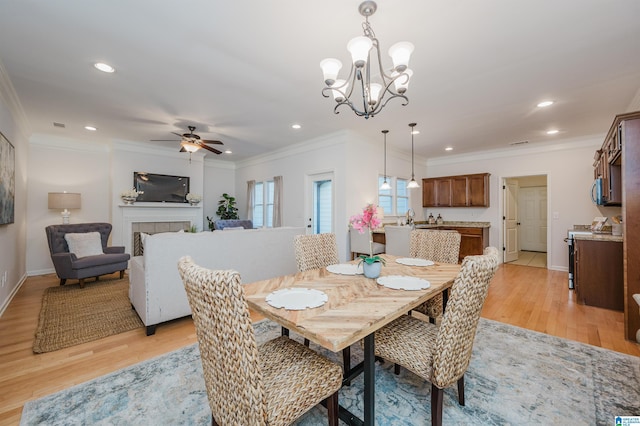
[[377, 275, 431, 291], [265, 288, 328, 310], [326, 263, 363, 275], [395, 257, 435, 267]]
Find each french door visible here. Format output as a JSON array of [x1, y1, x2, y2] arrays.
[[306, 172, 334, 234]]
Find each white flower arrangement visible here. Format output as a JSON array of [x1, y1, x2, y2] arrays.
[[120, 189, 140, 198], [186, 193, 202, 203]]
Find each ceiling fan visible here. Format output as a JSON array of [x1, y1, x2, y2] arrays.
[[151, 126, 223, 154]]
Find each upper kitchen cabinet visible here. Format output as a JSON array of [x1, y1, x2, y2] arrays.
[[593, 125, 622, 206], [423, 173, 490, 207]]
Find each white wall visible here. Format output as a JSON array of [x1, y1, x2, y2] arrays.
[[424, 136, 621, 271], [0, 68, 29, 314], [25, 138, 236, 275], [233, 130, 425, 261]]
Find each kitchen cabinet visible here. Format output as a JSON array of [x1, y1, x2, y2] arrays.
[[593, 125, 622, 205], [422, 173, 490, 207], [439, 226, 489, 263], [574, 239, 623, 311], [620, 111, 640, 341]]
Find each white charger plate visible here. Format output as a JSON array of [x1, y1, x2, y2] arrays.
[[326, 263, 364, 275], [266, 288, 328, 310], [396, 257, 435, 267], [377, 275, 431, 291]]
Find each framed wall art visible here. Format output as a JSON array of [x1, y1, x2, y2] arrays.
[[0, 131, 15, 225]]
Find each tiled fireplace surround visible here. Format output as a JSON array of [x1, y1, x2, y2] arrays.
[[119, 204, 201, 257]]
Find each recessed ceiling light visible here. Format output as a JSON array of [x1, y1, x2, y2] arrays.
[[224, 150, 232, 154], [537, 100, 554, 108], [546, 129, 559, 135], [94, 62, 115, 73], [84, 126, 97, 131], [445, 147, 453, 151], [291, 124, 301, 129]]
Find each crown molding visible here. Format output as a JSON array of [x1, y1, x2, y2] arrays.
[[235, 130, 351, 169], [0, 58, 32, 139], [426, 134, 604, 167], [30, 133, 110, 153]]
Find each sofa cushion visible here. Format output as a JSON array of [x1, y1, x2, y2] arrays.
[[64, 232, 104, 258], [72, 253, 131, 269]]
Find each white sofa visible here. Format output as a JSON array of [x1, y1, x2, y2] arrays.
[[130, 226, 305, 335]]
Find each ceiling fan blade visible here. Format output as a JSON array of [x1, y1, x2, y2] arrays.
[[171, 132, 184, 137], [201, 139, 223, 145], [200, 144, 222, 155], [151, 139, 180, 141]]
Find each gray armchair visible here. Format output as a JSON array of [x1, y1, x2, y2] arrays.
[[45, 222, 130, 288]]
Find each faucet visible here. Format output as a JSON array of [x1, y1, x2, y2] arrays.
[[406, 208, 415, 227]]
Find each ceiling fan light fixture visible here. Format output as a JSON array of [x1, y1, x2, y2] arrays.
[[181, 141, 201, 153]]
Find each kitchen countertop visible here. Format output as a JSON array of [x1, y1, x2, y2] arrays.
[[414, 221, 491, 228], [574, 233, 623, 243]]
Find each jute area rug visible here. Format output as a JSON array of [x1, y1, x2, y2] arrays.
[[33, 277, 143, 353]]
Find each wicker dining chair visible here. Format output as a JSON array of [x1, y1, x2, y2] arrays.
[[178, 256, 342, 426], [374, 247, 499, 426], [410, 229, 462, 323], [293, 233, 340, 272], [293, 233, 353, 379]]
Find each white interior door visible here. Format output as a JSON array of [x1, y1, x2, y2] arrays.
[[306, 172, 334, 235], [503, 179, 519, 262], [519, 186, 547, 252]]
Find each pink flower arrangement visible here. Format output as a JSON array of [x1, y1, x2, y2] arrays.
[[349, 204, 385, 264]]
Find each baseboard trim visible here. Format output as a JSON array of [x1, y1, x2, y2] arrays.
[[0, 273, 27, 318]]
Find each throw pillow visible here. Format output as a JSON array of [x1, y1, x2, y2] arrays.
[[64, 232, 104, 258]]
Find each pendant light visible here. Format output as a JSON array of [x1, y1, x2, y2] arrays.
[[380, 130, 391, 190], [407, 122, 420, 189]]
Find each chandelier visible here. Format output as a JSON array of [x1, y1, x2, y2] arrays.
[[320, 1, 414, 119]]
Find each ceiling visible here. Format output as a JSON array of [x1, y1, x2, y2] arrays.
[[1, 0, 639, 161]]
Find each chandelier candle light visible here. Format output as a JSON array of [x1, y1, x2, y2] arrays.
[[320, 1, 414, 119], [350, 203, 386, 278]]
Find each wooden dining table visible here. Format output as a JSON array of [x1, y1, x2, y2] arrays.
[[243, 254, 461, 426]]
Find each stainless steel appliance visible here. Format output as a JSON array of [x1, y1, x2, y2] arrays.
[[565, 229, 592, 289]]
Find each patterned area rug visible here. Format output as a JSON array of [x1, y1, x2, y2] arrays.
[[21, 318, 639, 425], [33, 277, 143, 353]]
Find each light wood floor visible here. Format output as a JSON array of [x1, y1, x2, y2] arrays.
[[1, 265, 638, 425]]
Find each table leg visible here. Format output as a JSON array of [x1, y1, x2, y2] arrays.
[[363, 333, 375, 426]]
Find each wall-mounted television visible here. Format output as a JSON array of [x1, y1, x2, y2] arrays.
[[133, 172, 190, 203]]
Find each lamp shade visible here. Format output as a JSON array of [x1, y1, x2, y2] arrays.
[[392, 69, 413, 93], [181, 141, 201, 153], [320, 58, 343, 86], [388, 41, 414, 72], [48, 192, 81, 210], [347, 36, 373, 67]]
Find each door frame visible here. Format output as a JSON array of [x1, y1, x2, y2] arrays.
[[500, 174, 550, 266], [304, 170, 335, 235]]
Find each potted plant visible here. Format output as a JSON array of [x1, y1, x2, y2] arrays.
[[350, 204, 386, 278], [216, 193, 239, 220]]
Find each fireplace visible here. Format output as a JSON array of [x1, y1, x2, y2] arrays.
[[118, 204, 201, 257]]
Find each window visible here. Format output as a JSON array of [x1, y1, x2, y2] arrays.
[[378, 176, 410, 216], [253, 180, 274, 228]]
